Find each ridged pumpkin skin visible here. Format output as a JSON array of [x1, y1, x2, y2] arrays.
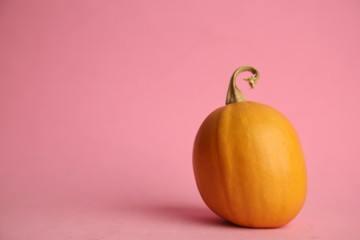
[[193, 101, 306, 228]]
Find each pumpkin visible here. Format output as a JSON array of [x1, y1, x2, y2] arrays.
[[193, 66, 307, 228]]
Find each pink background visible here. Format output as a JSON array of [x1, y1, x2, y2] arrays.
[[1, 0, 359, 239]]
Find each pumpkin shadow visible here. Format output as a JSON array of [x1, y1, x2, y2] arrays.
[[146, 205, 241, 228]]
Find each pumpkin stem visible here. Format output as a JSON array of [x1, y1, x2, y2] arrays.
[[226, 66, 260, 105]]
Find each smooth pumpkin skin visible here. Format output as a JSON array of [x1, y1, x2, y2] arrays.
[[193, 101, 307, 228]]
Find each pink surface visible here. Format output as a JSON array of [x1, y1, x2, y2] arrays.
[[0, 0, 359, 239]]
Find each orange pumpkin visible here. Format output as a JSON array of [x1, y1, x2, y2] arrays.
[[193, 66, 307, 228]]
